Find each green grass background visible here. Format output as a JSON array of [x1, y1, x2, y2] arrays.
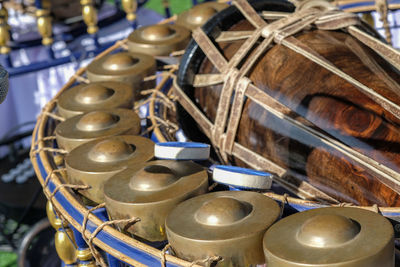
[[0, 1, 199, 266], [144, 0, 194, 15], [0, 252, 16, 267]]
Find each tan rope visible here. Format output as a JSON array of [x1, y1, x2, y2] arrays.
[[141, 89, 176, 110], [41, 111, 65, 122], [188, 256, 222, 267], [81, 203, 108, 267], [143, 74, 158, 82], [72, 74, 90, 84], [31, 147, 68, 155], [160, 243, 172, 267], [170, 50, 185, 57], [87, 217, 140, 267], [208, 182, 219, 191], [151, 116, 179, 132], [43, 168, 66, 188], [376, 0, 392, 44], [279, 193, 289, 218], [48, 184, 90, 200], [33, 135, 57, 147]]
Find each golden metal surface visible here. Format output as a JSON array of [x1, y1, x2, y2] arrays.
[[36, 9, 53, 46], [65, 135, 154, 203], [55, 108, 140, 152], [361, 12, 375, 28], [166, 191, 280, 266], [263, 207, 394, 267], [86, 52, 156, 98], [76, 248, 92, 261], [46, 200, 68, 230], [81, 0, 98, 34], [104, 160, 208, 242], [0, 5, 9, 54], [121, 0, 137, 21], [127, 24, 190, 56], [55, 227, 77, 264], [176, 2, 229, 31], [58, 82, 134, 119]]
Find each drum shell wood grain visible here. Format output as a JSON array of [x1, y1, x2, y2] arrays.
[[176, 1, 400, 206]]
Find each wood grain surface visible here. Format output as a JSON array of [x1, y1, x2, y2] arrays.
[[193, 20, 400, 206]]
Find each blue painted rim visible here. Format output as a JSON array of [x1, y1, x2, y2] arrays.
[[338, 0, 400, 10], [156, 142, 210, 148], [33, 125, 181, 267]]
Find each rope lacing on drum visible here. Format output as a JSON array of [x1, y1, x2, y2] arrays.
[[173, 0, 400, 201]]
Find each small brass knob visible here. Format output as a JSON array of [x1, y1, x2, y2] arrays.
[[46, 201, 69, 230], [77, 248, 93, 261], [81, 0, 98, 34], [0, 5, 10, 54], [121, 0, 137, 21], [55, 228, 77, 264], [36, 9, 53, 46]]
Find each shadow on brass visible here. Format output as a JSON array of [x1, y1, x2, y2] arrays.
[[55, 108, 140, 152], [86, 51, 155, 99], [65, 135, 154, 203], [57, 82, 134, 119], [166, 191, 280, 266], [263, 207, 394, 267], [176, 2, 229, 31], [127, 24, 191, 56], [104, 160, 208, 242]]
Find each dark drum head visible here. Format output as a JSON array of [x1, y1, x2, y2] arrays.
[[176, 0, 295, 145]]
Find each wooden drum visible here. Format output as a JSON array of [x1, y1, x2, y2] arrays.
[[175, 0, 400, 207]]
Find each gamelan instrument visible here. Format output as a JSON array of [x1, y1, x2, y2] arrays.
[[127, 24, 191, 56], [29, 0, 400, 266], [175, 0, 400, 207], [104, 160, 208, 242], [263, 207, 394, 266], [166, 191, 281, 266], [57, 82, 134, 119], [86, 51, 156, 99], [176, 2, 229, 31], [55, 109, 140, 152], [65, 135, 154, 203]]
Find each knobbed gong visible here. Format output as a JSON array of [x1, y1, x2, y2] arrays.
[[57, 81, 134, 119], [55, 109, 140, 152], [86, 51, 155, 99], [127, 24, 190, 56], [65, 135, 154, 203], [176, 2, 229, 30], [104, 160, 208, 242], [166, 191, 281, 266], [263, 207, 394, 267]]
